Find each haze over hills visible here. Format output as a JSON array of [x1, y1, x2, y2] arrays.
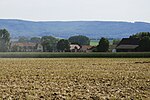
[[0, 19, 150, 39]]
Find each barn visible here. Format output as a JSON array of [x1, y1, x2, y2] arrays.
[[116, 38, 140, 52]]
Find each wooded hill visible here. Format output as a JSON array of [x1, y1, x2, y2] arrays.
[[0, 19, 150, 38]]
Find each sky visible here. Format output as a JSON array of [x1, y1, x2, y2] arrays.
[[0, 0, 150, 22]]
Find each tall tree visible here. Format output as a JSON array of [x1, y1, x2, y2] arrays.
[[57, 39, 70, 52], [69, 35, 90, 45], [139, 36, 150, 52], [97, 37, 109, 52], [0, 29, 10, 52], [41, 36, 58, 52]]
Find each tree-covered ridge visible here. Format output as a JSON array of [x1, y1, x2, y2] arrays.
[[1, 19, 150, 38]]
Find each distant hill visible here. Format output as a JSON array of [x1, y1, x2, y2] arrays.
[[0, 19, 150, 39]]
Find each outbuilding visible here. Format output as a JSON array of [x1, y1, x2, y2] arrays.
[[116, 38, 140, 52]]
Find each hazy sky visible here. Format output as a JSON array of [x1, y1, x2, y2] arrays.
[[0, 0, 150, 22]]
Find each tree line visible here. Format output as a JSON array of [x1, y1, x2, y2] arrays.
[[20, 35, 109, 52], [0, 29, 110, 52], [130, 32, 150, 52], [0, 29, 150, 52]]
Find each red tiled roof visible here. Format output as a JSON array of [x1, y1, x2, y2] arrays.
[[81, 45, 93, 50], [12, 42, 36, 47]]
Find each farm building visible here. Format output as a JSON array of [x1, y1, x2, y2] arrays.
[[35, 44, 43, 52], [80, 45, 96, 52], [11, 42, 43, 52], [70, 44, 81, 52], [116, 38, 140, 52]]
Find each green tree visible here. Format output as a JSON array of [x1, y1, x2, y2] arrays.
[[0, 29, 10, 52], [113, 39, 120, 45], [139, 36, 150, 52], [30, 37, 41, 43], [130, 32, 150, 39], [97, 37, 109, 52], [11, 45, 19, 52], [41, 36, 58, 52], [69, 35, 90, 45], [129, 32, 150, 52], [57, 39, 70, 52], [18, 36, 29, 42]]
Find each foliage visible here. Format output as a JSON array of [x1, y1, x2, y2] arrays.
[[0, 52, 150, 58], [57, 39, 70, 52], [130, 32, 150, 52], [113, 39, 121, 45], [0, 29, 10, 52], [139, 36, 150, 52], [11, 45, 19, 52], [130, 32, 150, 39], [30, 37, 41, 43], [41, 36, 58, 52], [97, 37, 109, 52], [18, 36, 29, 42], [69, 35, 90, 45]]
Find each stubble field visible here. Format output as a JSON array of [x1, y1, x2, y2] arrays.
[[0, 58, 150, 99]]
